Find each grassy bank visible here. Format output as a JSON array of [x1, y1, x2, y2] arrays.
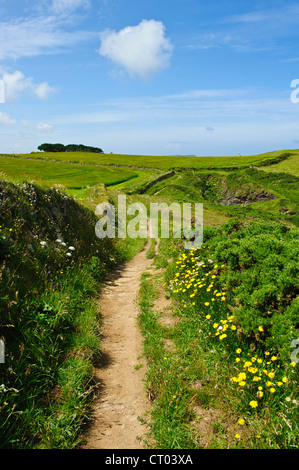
[[0, 180, 143, 448]]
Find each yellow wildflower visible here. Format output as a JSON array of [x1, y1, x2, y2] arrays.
[[244, 361, 252, 368]]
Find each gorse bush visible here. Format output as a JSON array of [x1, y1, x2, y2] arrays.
[[202, 219, 299, 359]]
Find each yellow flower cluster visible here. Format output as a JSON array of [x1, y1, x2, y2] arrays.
[[230, 348, 288, 409], [210, 315, 237, 341], [169, 249, 239, 344], [168, 246, 296, 419], [170, 249, 226, 308]]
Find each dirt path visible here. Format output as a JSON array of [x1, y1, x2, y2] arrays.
[[81, 228, 157, 449]]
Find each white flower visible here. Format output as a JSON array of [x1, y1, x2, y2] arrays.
[[66, 252, 72, 257], [61, 242, 67, 247], [68, 246, 75, 251], [56, 239, 62, 243], [40, 241, 47, 247]]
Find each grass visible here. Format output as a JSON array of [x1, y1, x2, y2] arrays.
[[262, 153, 299, 177], [8, 265, 102, 449], [0, 155, 137, 189], [138, 271, 198, 449], [5, 148, 298, 170]]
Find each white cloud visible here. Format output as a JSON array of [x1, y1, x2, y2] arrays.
[[99, 19, 173, 79], [50, 0, 90, 14], [0, 111, 16, 125], [2, 71, 30, 101], [3, 70, 56, 102], [34, 81, 57, 100], [35, 122, 54, 133], [0, 15, 95, 60], [21, 119, 54, 133]]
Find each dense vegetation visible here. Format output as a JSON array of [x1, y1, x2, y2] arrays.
[[38, 143, 103, 153]]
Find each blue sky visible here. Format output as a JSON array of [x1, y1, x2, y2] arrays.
[[1, 0, 299, 156]]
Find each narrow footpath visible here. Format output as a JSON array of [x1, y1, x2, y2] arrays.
[[82, 231, 157, 449]]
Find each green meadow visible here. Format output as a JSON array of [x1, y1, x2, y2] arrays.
[[0, 155, 137, 189], [8, 148, 299, 170]]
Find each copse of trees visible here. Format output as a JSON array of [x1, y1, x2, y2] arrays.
[[38, 143, 104, 153]]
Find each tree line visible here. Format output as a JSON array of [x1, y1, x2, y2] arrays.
[[38, 143, 104, 153]]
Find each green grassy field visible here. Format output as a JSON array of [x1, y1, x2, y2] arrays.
[[0, 155, 137, 189], [6, 148, 299, 170], [261, 153, 299, 177]]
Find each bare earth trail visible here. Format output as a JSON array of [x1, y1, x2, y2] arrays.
[[82, 229, 157, 449]]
